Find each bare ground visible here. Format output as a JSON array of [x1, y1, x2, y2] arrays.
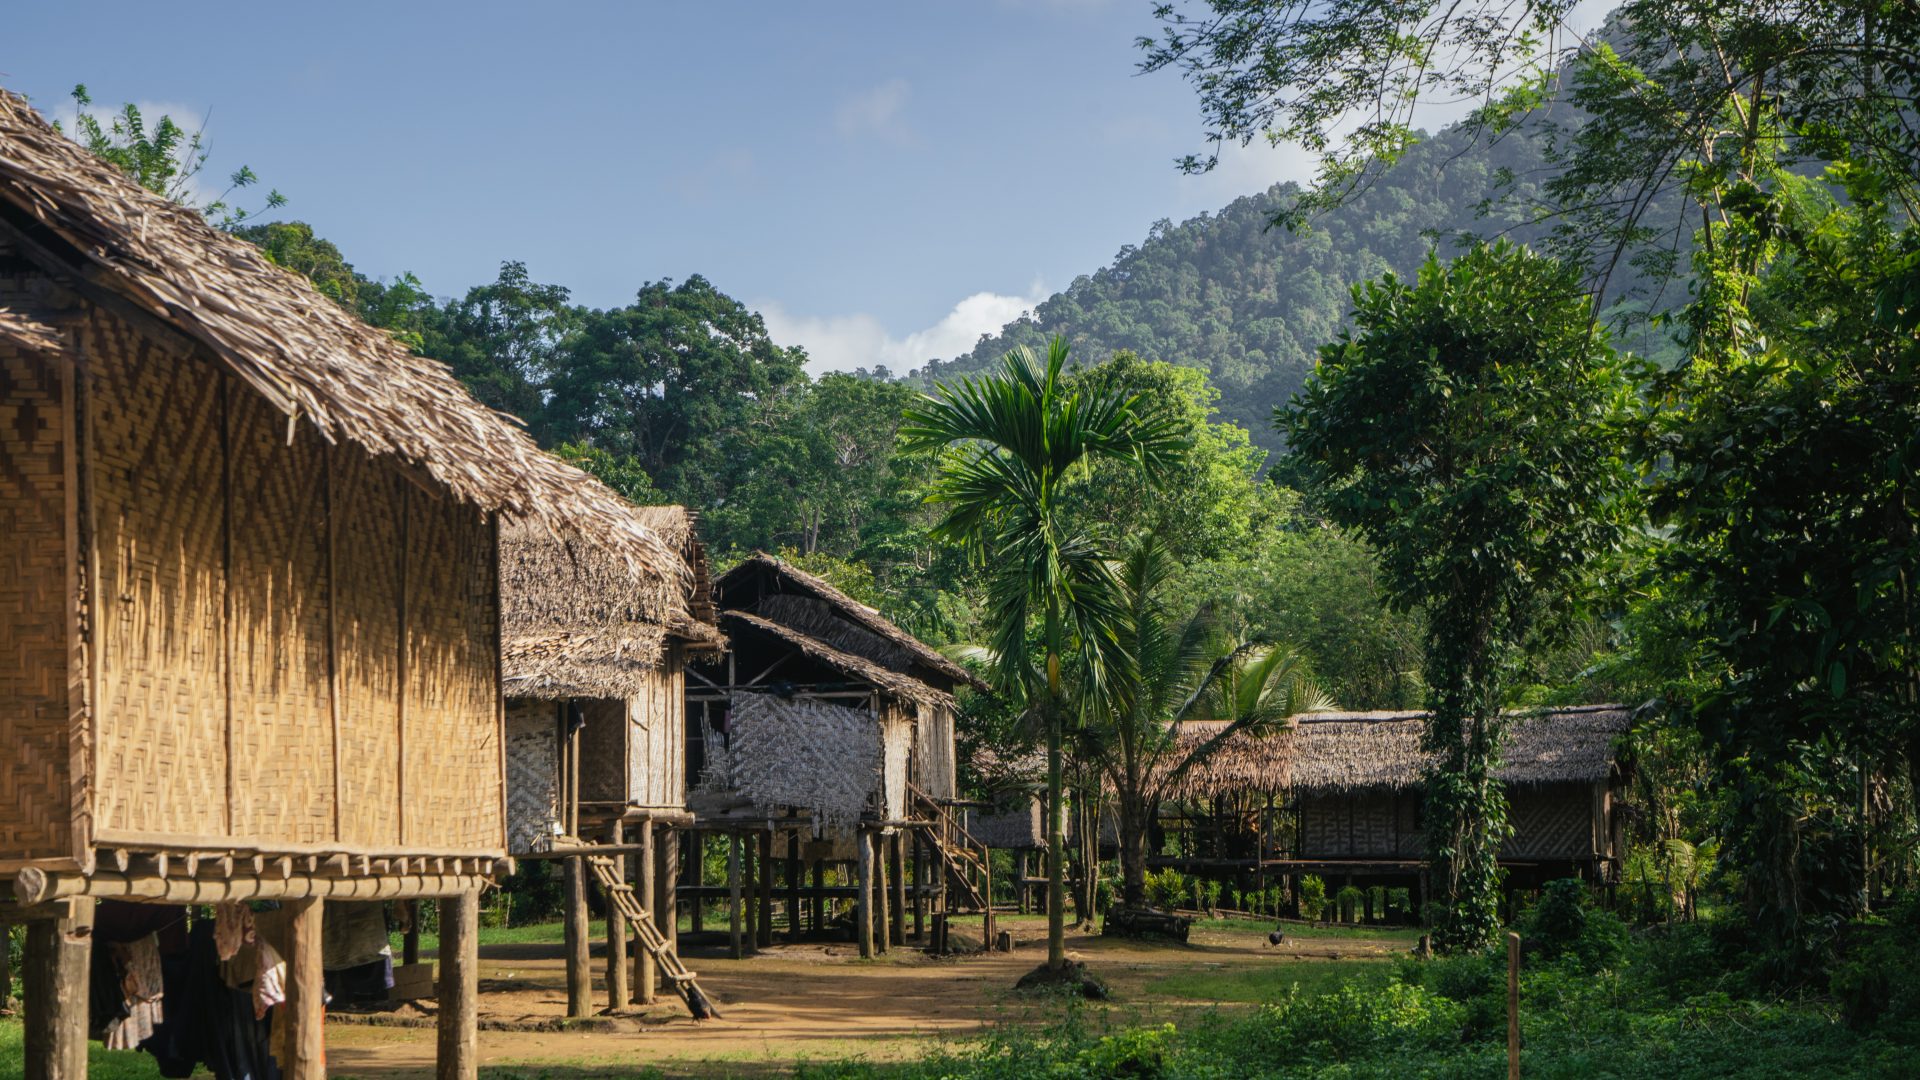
[[322, 916, 1417, 1078]]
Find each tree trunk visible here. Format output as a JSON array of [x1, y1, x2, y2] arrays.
[[1046, 719, 1067, 971], [1119, 793, 1152, 908]]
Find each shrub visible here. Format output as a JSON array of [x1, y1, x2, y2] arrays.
[[1519, 878, 1628, 972], [1299, 874, 1328, 920], [1069, 1023, 1174, 1078], [1143, 867, 1185, 910], [1248, 980, 1466, 1064], [1399, 950, 1507, 1042]]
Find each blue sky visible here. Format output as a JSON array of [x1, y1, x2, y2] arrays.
[[7, 1, 1612, 374], [6, 1, 1332, 373]]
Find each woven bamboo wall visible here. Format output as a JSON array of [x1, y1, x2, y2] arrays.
[[579, 698, 627, 803], [911, 701, 956, 802], [881, 704, 911, 822], [1298, 792, 1424, 859], [625, 650, 685, 809], [0, 338, 73, 862], [1502, 784, 1596, 859], [72, 296, 505, 859], [505, 698, 559, 854], [400, 491, 502, 851]]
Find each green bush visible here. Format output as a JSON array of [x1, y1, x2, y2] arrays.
[[1830, 901, 1920, 1037], [1246, 980, 1466, 1065], [1143, 867, 1185, 910], [1519, 878, 1628, 972], [1298, 874, 1328, 920], [1068, 1023, 1174, 1078]]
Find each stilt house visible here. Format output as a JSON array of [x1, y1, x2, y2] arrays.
[[0, 90, 676, 1078], [498, 507, 723, 1017], [685, 553, 991, 959]]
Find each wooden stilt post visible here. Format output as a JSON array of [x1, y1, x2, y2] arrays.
[[403, 899, 421, 966], [564, 855, 591, 1016], [912, 832, 926, 942], [656, 827, 678, 967], [0, 925, 11, 1014], [757, 829, 774, 949], [1507, 931, 1522, 1080], [742, 834, 758, 952], [283, 897, 327, 1079], [983, 843, 995, 947], [811, 859, 825, 934], [856, 829, 875, 959], [636, 822, 657, 1005], [607, 820, 629, 1010], [889, 832, 906, 948], [23, 900, 91, 1080], [689, 830, 705, 934], [874, 832, 891, 954], [1017, 850, 1029, 915], [437, 889, 479, 1080], [728, 832, 744, 959], [785, 831, 802, 941]]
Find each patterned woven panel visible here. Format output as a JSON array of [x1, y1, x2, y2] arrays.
[[578, 698, 627, 803], [89, 312, 229, 838], [331, 444, 402, 848], [505, 698, 558, 854], [625, 661, 685, 809], [1301, 794, 1427, 858], [226, 390, 334, 844], [401, 496, 502, 852], [0, 344, 73, 858], [1503, 786, 1593, 858]]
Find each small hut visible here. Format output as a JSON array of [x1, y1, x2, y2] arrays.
[[685, 553, 989, 958], [498, 507, 722, 1015], [0, 89, 675, 1078], [1159, 706, 1632, 919]]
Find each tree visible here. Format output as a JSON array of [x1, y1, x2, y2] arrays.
[[902, 337, 1186, 972], [1284, 241, 1636, 949], [1099, 535, 1329, 908], [428, 261, 576, 424], [58, 84, 284, 228]]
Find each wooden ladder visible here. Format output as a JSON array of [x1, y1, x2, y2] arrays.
[[579, 851, 719, 1020], [909, 785, 989, 913]]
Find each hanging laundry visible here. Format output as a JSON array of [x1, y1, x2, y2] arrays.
[[104, 934, 165, 1050], [253, 938, 286, 1021], [214, 902, 254, 962]]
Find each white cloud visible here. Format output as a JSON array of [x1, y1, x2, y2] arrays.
[[834, 79, 914, 144], [761, 285, 1047, 377]]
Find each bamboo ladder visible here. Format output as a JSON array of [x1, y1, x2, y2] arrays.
[[577, 850, 720, 1019], [908, 784, 989, 912]]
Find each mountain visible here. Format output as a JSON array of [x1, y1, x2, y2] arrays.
[[915, 123, 1569, 452]]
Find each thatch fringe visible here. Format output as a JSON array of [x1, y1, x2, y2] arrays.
[[720, 611, 955, 710], [500, 507, 722, 699], [721, 553, 988, 691], [0, 307, 62, 352], [0, 90, 678, 576], [1163, 705, 1631, 799]]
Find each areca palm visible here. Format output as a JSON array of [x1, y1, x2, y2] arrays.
[[902, 337, 1184, 971], [1101, 535, 1334, 909]]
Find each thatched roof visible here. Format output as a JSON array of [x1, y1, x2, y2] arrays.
[[0, 308, 61, 351], [1161, 705, 1630, 799], [0, 90, 677, 576], [719, 553, 988, 691], [719, 611, 955, 710], [501, 507, 723, 699]]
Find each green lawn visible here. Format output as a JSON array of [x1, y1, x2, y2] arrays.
[[1145, 958, 1393, 1003], [0, 1018, 160, 1080]]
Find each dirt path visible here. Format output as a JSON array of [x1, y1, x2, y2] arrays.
[[324, 918, 1416, 1077]]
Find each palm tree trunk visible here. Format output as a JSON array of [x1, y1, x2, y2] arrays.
[[1046, 719, 1067, 971], [1119, 793, 1151, 908]]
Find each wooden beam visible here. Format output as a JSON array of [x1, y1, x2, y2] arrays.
[[756, 830, 773, 950], [856, 831, 874, 960], [889, 832, 906, 949], [437, 890, 479, 1080], [22, 900, 90, 1080], [563, 856, 590, 1018], [282, 898, 326, 1079], [727, 833, 743, 960], [785, 831, 801, 943], [655, 827, 677, 974], [12, 868, 492, 905]]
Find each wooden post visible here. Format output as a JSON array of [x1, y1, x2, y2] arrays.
[[23, 900, 91, 1080], [282, 897, 327, 1079], [403, 899, 421, 966], [656, 826, 678, 965], [784, 830, 801, 941], [728, 832, 744, 959], [636, 822, 656, 1005], [1017, 850, 1030, 914], [564, 856, 591, 1017], [811, 859, 825, 934], [983, 842, 995, 947], [874, 832, 890, 954], [912, 833, 926, 942], [856, 829, 875, 959], [437, 890, 479, 1080], [742, 835, 758, 952], [757, 830, 774, 949], [889, 832, 907, 948], [1507, 931, 1521, 1080], [1, 925, 12, 1014], [607, 820, 630, 1010], [689, 830, 705, 934]]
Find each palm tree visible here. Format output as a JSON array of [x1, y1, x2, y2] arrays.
[[1100, 535, 1333, 909], [902, 337, 1184, 972]]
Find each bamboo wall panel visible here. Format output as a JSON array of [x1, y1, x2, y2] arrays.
[[579, 697, 627, 803], [89, 311, 229, 838], [226, 389, 334, 843], [1503, 785, 1593, 859], [401, 496, 501, 851], [624, 656, 685, 809], [0, 342, 73, 858], [1299, 793, 1423, 859], [331, 445, 403, 848], [505, 698, 558, 854], [881, 706, 911, 822], [911, 702, 956, 802]]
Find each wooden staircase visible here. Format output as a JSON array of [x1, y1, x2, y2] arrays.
[[565, 844, 719, 1019], [909, 784, 989, 914]]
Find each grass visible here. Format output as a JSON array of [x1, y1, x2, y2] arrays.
[[1145, 958, 1393, 1004], [0, 1017, 158, 1080]]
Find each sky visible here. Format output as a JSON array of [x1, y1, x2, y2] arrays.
[[4, 1, 1609, 376]]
